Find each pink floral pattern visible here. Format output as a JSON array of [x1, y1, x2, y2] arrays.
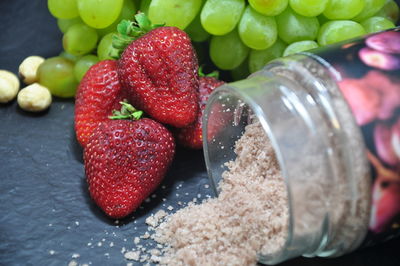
[[334, 29, 400, 237]]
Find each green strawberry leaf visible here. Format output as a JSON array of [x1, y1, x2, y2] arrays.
[[110, 13, 164, 59], [198, 66, 220, 79], [109, 100, 144, 120]]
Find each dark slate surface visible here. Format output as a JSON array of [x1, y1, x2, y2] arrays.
[[0, 0, 399, 265]]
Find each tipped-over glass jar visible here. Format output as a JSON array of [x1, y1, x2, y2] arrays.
[[203, 28, 400, 265]]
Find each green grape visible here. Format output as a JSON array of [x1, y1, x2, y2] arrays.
[[74, 55, 99, 82], [248, 39, 287, 73], [59, 51, 81, 62], [63, 24, 98, 56], [353, 0, 386, 21], [289, 0, 328, 17], [276, 8, 320, 44], [283, 40, 319, 56], [140, 0, 151, 14], [185, 13, 211, 42], [323, 0, 365, 20], [201, 0, 245, 36], [38, 57, 78, 98], [238, 6, 277, 50], [231, 58, 250, 80], [318, 20, 366, 46], [374, 0, 399, 23], [48, 0, 79, 19], [97, 0, 136, 37], [361, 16, 396, 34], [210, 29, 249, 70], [248, 0, 288, 16], [149, 0, 202, 29], [57, 17, 83, 33], [97, 33, 115, 61], [77, 0, 124, 29]]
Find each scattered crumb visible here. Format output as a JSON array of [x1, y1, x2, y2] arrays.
[[151, 254, 162, 263], [150, 249, 161, 256], [68, 260, 78, 266], [134, 237, 140, 244], [139, 254, 149, 262], [141, 232, 150, 239], [71, 253, 80, 259], [124, 250, 141, 261], [146, 210, 168, 228], [49, 250, 55, 255], [167, 206, 174, 211]]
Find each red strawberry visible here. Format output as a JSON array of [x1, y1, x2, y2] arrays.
[[176, 76, 224, 149], [114, 14, 199, 128], [84, 118, 175, 218], [75, 60, 128, 148]]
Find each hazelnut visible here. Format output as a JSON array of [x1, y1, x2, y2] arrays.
[[19, 56, 45, 84], [0, 70, 20, 103], [17, 83, 52, 112]]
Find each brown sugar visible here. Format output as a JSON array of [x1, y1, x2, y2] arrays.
[[152, 122, 288, 265]]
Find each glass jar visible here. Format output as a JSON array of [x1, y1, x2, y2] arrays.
[[203, 29, 400, 265]]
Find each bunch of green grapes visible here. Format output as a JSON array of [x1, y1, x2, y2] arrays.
[[46, 0, 399, 97], [143, 0, 399, 79]]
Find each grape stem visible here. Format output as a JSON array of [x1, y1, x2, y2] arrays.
[[109, 100, 144, 120], [110, 13, 164, 59]]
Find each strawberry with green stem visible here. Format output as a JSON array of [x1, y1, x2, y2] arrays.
[[84, 102, 175, 219], [112, 13, 200, 128]]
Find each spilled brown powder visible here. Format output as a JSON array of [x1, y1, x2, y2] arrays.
[[152, 122, 288, 265]]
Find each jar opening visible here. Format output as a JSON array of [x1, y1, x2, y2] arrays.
[[202, 77, 294, 264]]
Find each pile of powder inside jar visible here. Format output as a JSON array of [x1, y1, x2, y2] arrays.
[[144, 121, 289, 265]]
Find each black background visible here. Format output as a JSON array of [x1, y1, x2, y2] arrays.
[[0, 0, 399, 265]]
